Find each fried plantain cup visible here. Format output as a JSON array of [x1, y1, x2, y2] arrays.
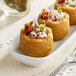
[[38, 13, 70, 41], [54, 0, 76, 25], [20, 27, 53, 57]]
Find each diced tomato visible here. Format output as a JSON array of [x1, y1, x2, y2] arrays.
[[27, 27, 31, 32], [25, 24, 31, 32], [24, 25, 31, 35], [55, 19, 58, 21], [37, 33, 39, 36], [41, 15, 48, 19], [25, 25, 28, 29], [70, 4, 76, 7], [48, 13, 53, 18], [58, 0, 65, 3], [24, 24, 27, 26], [42, 12, 49, 15]]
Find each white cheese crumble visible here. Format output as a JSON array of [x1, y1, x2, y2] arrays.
[[31, 31, 37, 37], [39, 32, 47, 38]]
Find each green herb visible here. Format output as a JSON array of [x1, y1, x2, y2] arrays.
[[40, 24, 45, 32], [31, 28, 34, 31], [47, 32, 48, 34], [40, 29, 43, 32], [26, 24, 29, 26], [57, 7, 62, 13], [38, 25, 40, 28]]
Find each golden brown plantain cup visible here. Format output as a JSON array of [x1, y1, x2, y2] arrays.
[[38, 13, 70, 41], [54, 0, 76, 25], [20, 27, 53, 57]]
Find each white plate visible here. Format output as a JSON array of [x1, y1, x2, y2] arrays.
[[9, 25, 76, 66], [8, 1, 76, 66]]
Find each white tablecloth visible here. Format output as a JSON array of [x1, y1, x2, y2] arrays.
[[0, 0, 76, 76]]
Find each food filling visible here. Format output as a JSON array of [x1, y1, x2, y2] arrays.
[[41, 8, 65, 22], [58, 0, 76, 7], [24, 22, 48, 39]]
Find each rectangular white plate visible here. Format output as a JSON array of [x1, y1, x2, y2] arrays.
[[9, 18, 76, 67]]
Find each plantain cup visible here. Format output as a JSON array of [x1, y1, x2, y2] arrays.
[[54, 0, 76, 25], [38, 12, 70, 41], [20, 27, 53, 57]]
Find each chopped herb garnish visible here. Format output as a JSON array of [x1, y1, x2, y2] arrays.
[[31, 28, 34, 31], [57, 7, 62, 13], [38, 25, 40, 28], [42, 24, 45, 29], [40, 24, 45, 32], [25, 24, 29, 26], [26, 24, 29, 26]]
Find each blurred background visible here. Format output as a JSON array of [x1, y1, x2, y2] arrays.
[[0, 0, 55, 31]]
